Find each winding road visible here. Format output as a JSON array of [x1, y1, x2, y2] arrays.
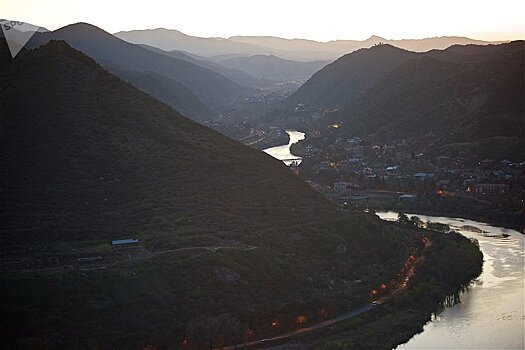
[[220, 304, 374, 349]]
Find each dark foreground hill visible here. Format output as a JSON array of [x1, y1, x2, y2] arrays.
[[0, 40, 418, 349]]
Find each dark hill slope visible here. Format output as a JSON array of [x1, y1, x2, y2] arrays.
[[0, 41, 416, 348], [106, 67, 215, 120], [288, 45, 417, 107], [0, 39, 328, 244], [326, 42, 524, 157], [27, 23, 251, 109]]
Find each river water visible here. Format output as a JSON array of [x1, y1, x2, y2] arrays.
[[376, 212, 524, 349], [263, 130, 305, 166]]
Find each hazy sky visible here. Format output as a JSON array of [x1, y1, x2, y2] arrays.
[[2, 0, 524, 41]]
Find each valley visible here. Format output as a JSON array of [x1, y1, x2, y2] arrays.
[[0, 8, 523, 350]]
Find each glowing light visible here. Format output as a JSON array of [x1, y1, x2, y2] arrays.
[[296, 315, 308, 324]]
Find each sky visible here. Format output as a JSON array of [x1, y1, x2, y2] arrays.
[[1, 0, 524, 41]]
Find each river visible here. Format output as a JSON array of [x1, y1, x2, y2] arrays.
[[263, 130, 305, 166], [376, 212, 524, 349]]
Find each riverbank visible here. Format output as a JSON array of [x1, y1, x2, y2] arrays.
[[401, 209, 523, 234], [272, 218, 484, 349], [369, 205, 524, 233]]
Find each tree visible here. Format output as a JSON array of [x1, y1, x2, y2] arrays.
[[426, 222, 450, 233], [216, 313, 247, 347], [185, 314, 247, 349], [410, 216, 423, 228], [185, 315, 218, 349], [96, 243, 113, 255], [397, 213, 410, 225]]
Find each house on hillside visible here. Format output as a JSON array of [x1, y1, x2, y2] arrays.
[[399, 194, 417, 203], [111, 238, 139, 247], [414, 172, 435, 181], [334, 182, 352, 194], [473, 184, 509, 196]]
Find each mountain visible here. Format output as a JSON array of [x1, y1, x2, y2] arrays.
[[217, 54, 331, 82], [116, 28, 506, 61], [230, 35, 505, 56], [115, 28, 271, 56], [0, 25, 214, 120], [26, 23, 251, 110], [289, 45, 417, 107], [107, 67, 216, 119], [138, 43, 267, 88], [305, 42, 525, 159], [0, 40, 417, 348]]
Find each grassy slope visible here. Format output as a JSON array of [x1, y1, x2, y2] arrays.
[[0, 41, 418, 349]]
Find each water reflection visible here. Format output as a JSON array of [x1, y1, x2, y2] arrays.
[[263, 130, 305, 166], [376, 212, 525, 350]]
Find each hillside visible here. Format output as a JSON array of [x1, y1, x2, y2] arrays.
[[0, 40, 418, 349], [217, 54, 330, 82], [139, 43, 267, 88], [289, 44, 417, 107], [107, 67, 216, 120], [308, 42, 525, 158], [26, 23, 251, 109]]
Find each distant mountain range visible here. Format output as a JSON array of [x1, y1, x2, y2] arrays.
[[0, 38, 416, 348], [138, 43, 266, 88], [22, 23, 253, 120], [115, 28, 507, 61], [291, 42, 524, 159]]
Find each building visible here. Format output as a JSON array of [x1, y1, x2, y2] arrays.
[[414, 172, 435, 181], [111, 238, 139, 246], [473, 184, 509, 195], [334, 182, 352, 193], [399, 194, 417, 203]]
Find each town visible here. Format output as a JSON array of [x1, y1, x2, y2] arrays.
[[276, 123, 525, 232]]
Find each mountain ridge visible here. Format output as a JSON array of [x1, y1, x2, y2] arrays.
[[25, 22, 252, 113], [298, 41, 524, 159], [116, 27, 508, 61]]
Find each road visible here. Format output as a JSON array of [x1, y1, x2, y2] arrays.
[[221, 304, 373, 349], [218, 238, 432, 349]]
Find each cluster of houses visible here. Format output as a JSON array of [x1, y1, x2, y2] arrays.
[[296, 137, 524, 210]]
